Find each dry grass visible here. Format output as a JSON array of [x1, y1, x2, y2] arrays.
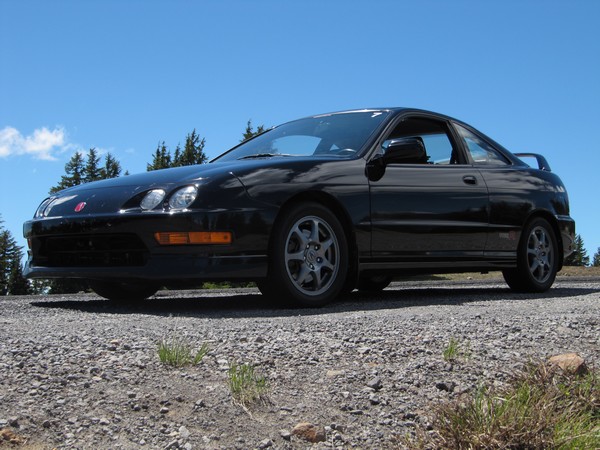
[[556, 265, 600, 277], [414, 361, 600, 449]]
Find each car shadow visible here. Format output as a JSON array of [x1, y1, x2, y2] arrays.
[[29, 280, 600, 319]]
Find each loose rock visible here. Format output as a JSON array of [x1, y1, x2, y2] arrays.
[[548, 353, 588, 375], [292, 422, 327, 443]]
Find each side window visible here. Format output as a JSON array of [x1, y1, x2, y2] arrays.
[[382, 117, 461, 164], [455, 124, 510, 166]]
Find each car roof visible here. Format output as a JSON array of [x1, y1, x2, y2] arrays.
[[307, 107, 458, 121]]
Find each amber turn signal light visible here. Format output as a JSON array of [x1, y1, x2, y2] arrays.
[[154, 231, 232, 245]]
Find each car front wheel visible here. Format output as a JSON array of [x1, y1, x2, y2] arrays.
[[261, 202, 349, 307], [503, 217, 558, 292], [89, 280, 159, 302]]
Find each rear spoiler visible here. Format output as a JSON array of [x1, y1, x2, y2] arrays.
[[514, 153, 551, 172]]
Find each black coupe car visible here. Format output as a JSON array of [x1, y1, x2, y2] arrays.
[[24, 108, 575, 306]]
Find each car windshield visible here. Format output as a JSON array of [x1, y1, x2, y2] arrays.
[[213, 110, 390, 162]]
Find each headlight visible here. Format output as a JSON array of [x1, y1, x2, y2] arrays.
[[34, 195, 76, 217], [34, 197, 54, 218], [168, 186, 198, 210], [140, 189, 166, 210]]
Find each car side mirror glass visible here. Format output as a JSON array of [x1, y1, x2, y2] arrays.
[[383, 138, 427, 164]]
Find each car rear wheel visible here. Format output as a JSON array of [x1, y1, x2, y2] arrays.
[[357, 274, 393, 292], [89, 280, 159, 302], [261, 202, 349, 307], [502, 218, 558, 292]]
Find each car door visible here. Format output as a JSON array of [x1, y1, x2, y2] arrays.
[[368, 115, 489, 262], [452, 122, 534, 260]]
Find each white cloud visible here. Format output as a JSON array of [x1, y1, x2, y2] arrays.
[[94, 146, 113, 157], [0, 126, 66, 160]]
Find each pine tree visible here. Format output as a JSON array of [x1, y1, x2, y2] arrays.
[[147, 129, 211, 171], [51, 149, 124, 193], [592, 248, 600, 267], [175, 129, 207, 166], [8, 259, 29, 295], [241, 120, 266, 142], [147, 142, 172, 171], [101, 153, 122, 179], [172, 144, 182, 167], [50, 151, 85, 193], [0, 218, 29, 296], [564, 234, 590, 266], [84, 148, 102, 183], [0, 229, 13, 295]]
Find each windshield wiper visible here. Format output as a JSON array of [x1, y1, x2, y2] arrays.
[[237, 153, 294, 160]]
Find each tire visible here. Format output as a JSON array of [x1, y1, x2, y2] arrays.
[[262, 202, 349, 307], [357, 274, 393, 292], [89, 280, 159, 302], [502, 218, 558, 292]]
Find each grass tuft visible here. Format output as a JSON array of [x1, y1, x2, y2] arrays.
[[429, 360, 600, 449], [227, 361, 268, 407], [443, 337, 471, 362], [157, 336, 209, 367]]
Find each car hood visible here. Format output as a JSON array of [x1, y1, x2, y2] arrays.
[[59, 163, 232, 191], [35, 157, 339, 218], [56, 157, 327, 192]]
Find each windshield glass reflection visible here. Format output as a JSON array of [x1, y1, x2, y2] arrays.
[[213, 110, 389, 162]]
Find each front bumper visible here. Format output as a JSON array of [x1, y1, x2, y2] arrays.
[[23, 209, 272, 282]]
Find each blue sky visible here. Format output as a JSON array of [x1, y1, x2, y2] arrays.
[[1, 0, 599, 261]]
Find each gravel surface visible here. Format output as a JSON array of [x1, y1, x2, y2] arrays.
[[1, 277, 599, 449]]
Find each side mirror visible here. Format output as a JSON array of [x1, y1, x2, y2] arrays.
[[366, 137, 427, 181], [383, 137, 427, 164]]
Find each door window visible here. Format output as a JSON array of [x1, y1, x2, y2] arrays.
[[381, 117, 462, 164]]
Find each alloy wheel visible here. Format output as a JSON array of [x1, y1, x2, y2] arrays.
[[284, 215, 340, 296], [526, 225, 554, 284]]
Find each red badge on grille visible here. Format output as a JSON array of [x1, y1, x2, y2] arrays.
[[74, 202, 87, 212]]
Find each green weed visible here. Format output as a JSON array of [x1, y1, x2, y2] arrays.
[[443, 337, 471, 362], [227, 361, 268, 407], [157, 336, 209, 367]]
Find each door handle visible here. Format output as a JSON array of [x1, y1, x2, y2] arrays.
[[463, 175, 478, 185]]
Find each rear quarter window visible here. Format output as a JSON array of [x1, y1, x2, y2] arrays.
[[455, 123, 510, 166]]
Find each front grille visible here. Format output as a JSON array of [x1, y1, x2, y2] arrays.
[[33, 233, 149, 267]]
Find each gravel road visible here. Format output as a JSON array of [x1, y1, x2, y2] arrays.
[[1, 277, 599, 449]]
